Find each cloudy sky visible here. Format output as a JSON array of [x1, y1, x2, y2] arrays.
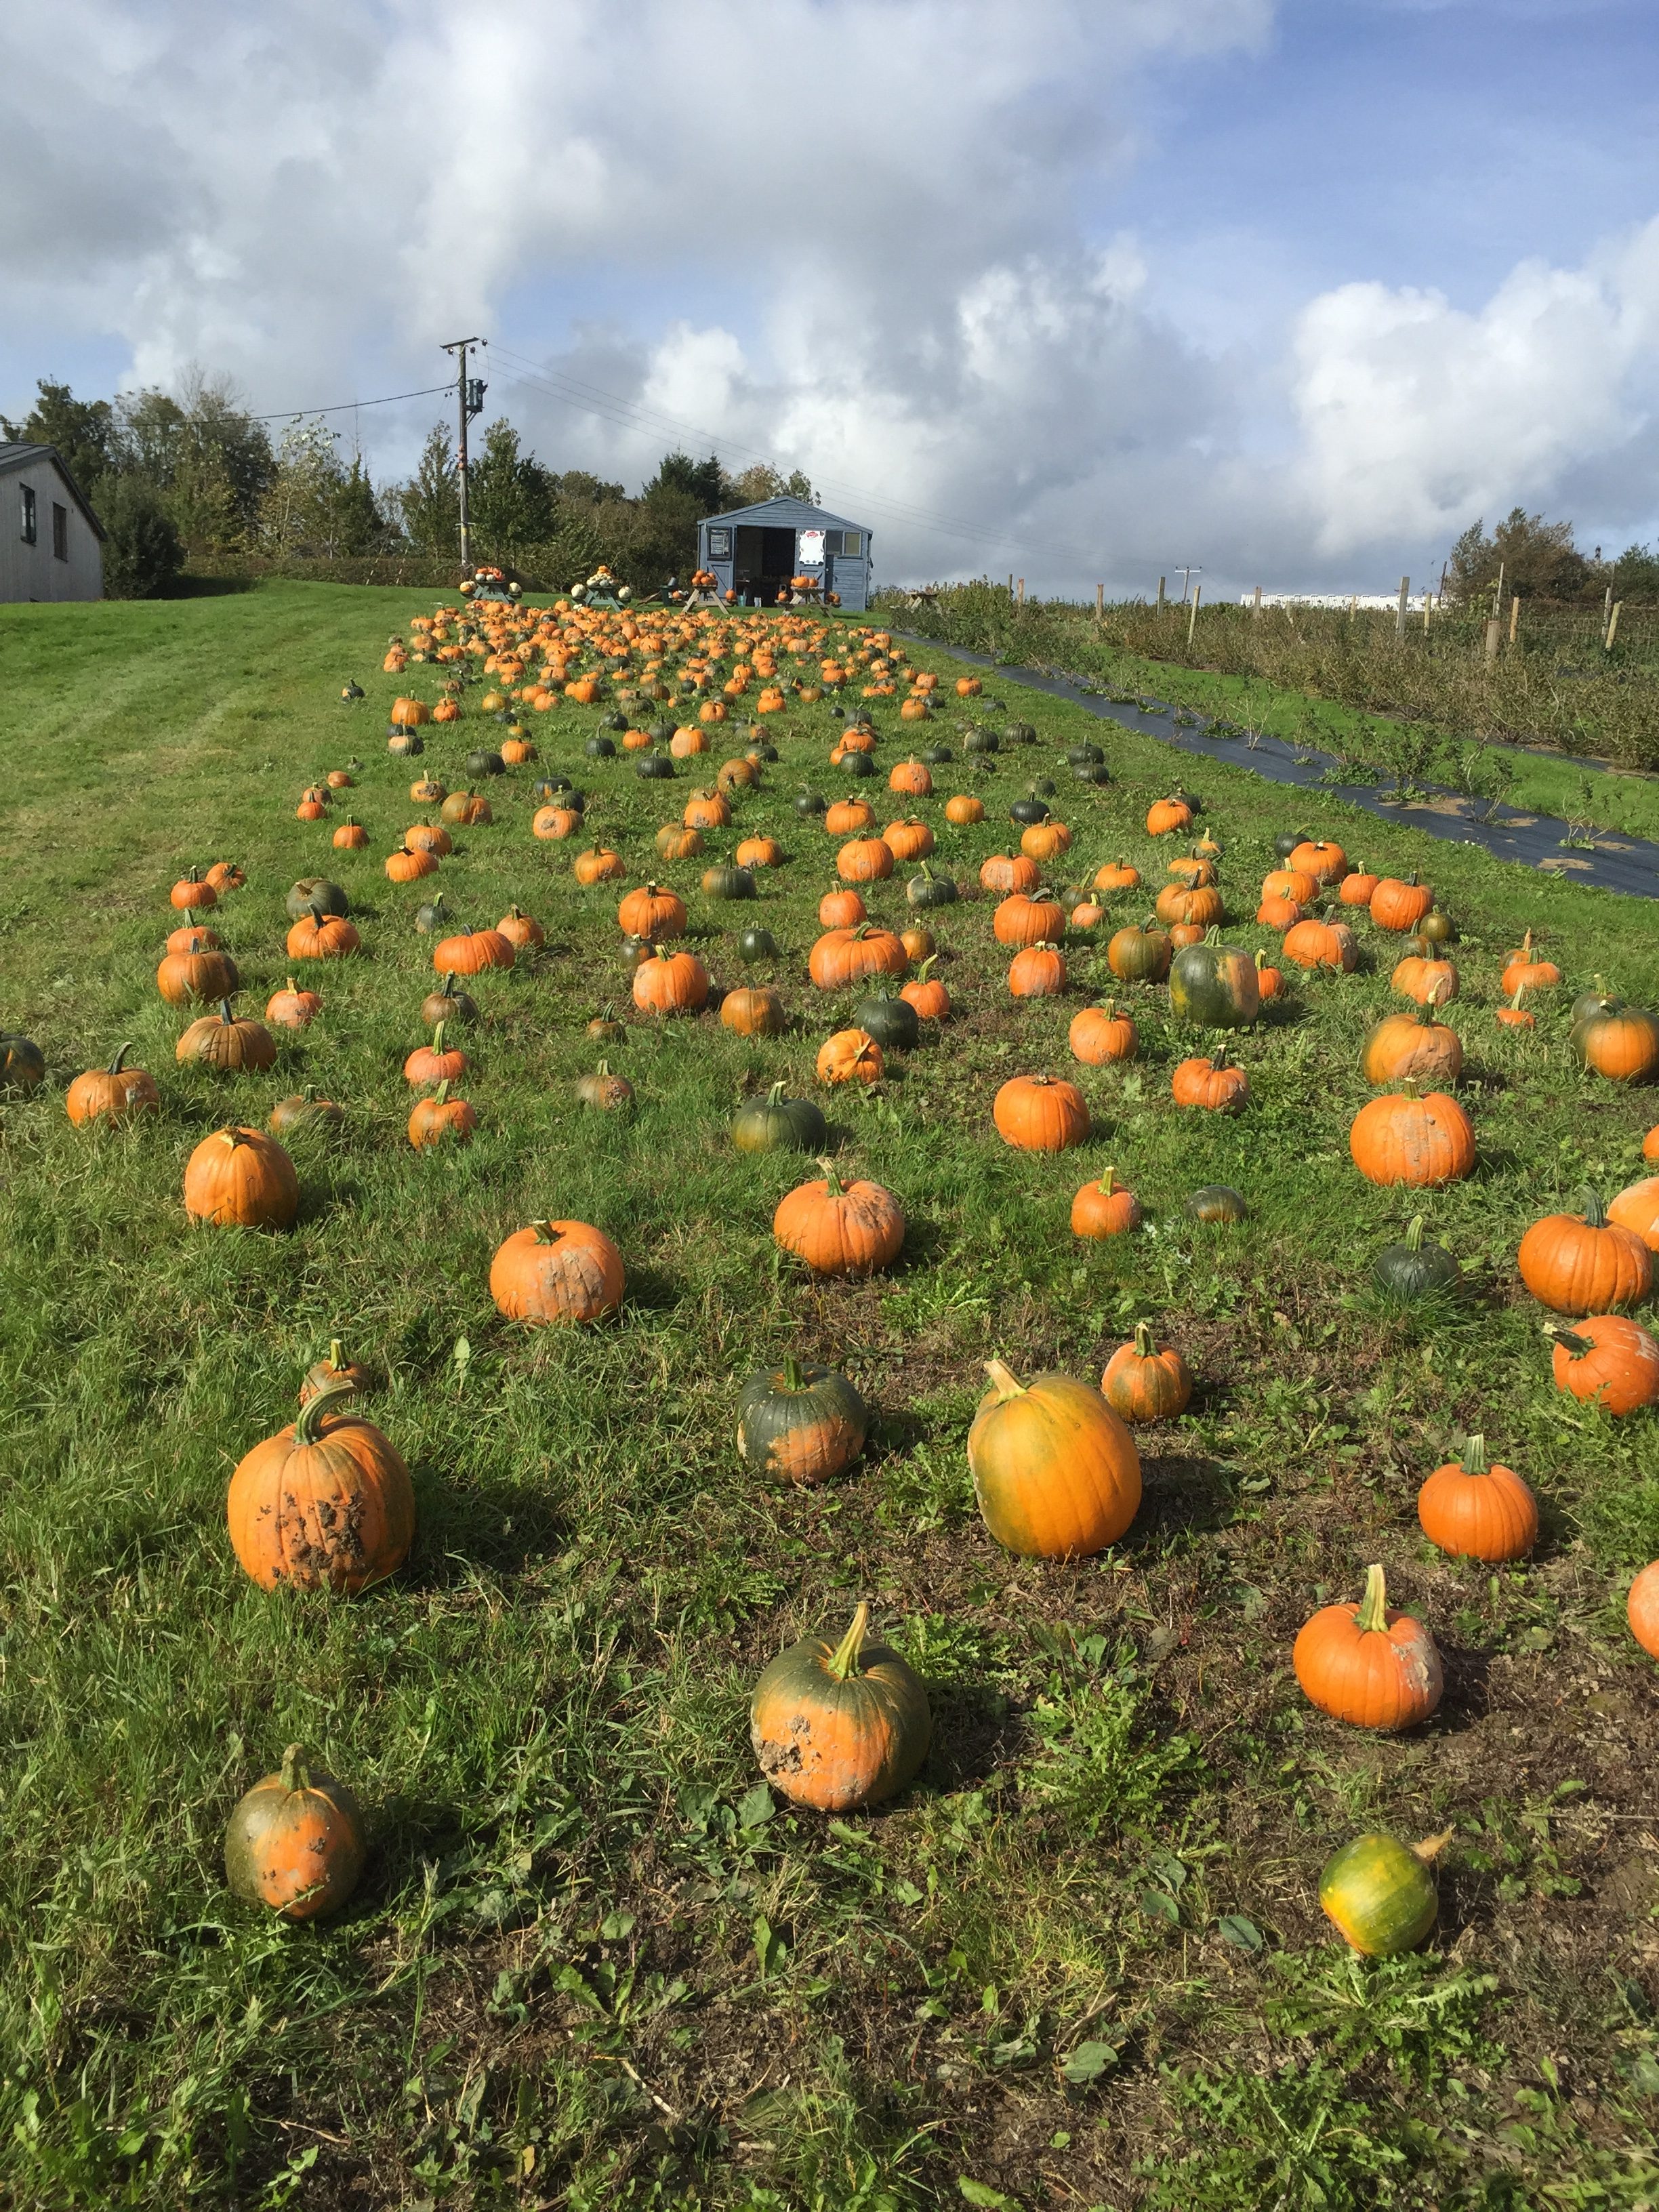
[[5, 0, 1657, 596]]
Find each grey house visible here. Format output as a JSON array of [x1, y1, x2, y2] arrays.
[[1, 443, 105, 602], [697, 494, 871, 611]]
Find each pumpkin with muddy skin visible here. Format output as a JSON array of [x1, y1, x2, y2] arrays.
[[226, 1378, 413, 1593], [750, 1604, 930, 1813], [1349, 1087, 1474, 1187], [1101, 1322, 1192, 1423], [1547, 1316, 1659, 1416], [773, 1166, 905, 1275], [224, 1743, 365, 1921], [489, 1219, 626, 1324]]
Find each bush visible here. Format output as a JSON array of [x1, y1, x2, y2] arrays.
[[100, 477, 183, 599]]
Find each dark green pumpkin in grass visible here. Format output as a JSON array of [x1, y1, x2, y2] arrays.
[[736, 926, 779, 964], [1319, 1830, 1450, 1957], [737, 1354, 868, 1487], [1372, 1216, 1461, 1303], [702, 865, 756, 901], [0, 1031, 45, 1094], [636, 755, 675, 781], [906, 863, 958, 909], [466, 748, 505, 778], [286, 877, 350, 922], [1186, 1185, 1248, 1223], [586, 735, 617, 758], [1169, 933, 1260, 1030], [731, 1081, 827, 1154], [854, 991, 919, 1050]]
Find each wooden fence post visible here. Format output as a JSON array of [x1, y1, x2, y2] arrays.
[[1509, 594, 1521, 647], [1605, 601, 1622, 651], [1395, 575, 1409, 635], [1252, 586, 1263, 615], [1484, 618, 1501, 662], [1096, 582, 1104, 620], [1187, 585, 1202, 648], [1156, 576, 1166, 614], [1017, 579, 1025, 607]]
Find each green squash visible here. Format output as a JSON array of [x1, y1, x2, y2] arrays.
[[413, 895, 453, 935], [466, 747, 505, 778], [636, 756, 675, 781], [906, 864, 958, 909], [600, 708, 629, 731], [854, 992, 919, 1050], [732, 1082, 828, 1154], [1003, 720, 1037, 745], [286, 878, 351, 922], [795, 790, 828, 817], [964, 726, 1000, 755], [0, 1031, 45, 1094], [1372, 1216, 1461, 1303], [1274, 827, 1311, 858], [648, 718, 676, 743], [1186, 1185, 1248, 1223], [1169, 934, 1261, 1030], [1319, 1830, 1448, 1957], [737, 926, 779, 964], [736, 1354, 869, 1486], [842, 752, 876, 779], [586, 735, 617, 758], [1570, 977, 1618, 1027], [702, 865, 756, 901]]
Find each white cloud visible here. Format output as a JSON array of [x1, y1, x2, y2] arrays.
[[1292, 220, 1659, 554]]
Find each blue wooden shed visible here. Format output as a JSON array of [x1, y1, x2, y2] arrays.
[[697, 494, 872, 611]]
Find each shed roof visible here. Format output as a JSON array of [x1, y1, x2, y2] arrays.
[[0, 443, 107, 539], [699, 493, 865, 533]]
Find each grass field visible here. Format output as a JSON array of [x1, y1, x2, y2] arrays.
[[3, 579, 1659, 2211]]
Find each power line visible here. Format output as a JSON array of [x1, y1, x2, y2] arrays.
[[245, 381, 455, 424]]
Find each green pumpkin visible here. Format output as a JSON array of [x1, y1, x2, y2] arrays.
[[842, 753, 876, 779], [636, 756, 675, 781], [1073, 761, 1113, 785], [0, 1031, 45, 1094], [648, 718, 676, 743], [466, 748, 505, 778], [1416, 909, 1456, 944], [854, 992, 919, 1050], [600, 708, 628, 731], [1003, 720, 1037, 745], [796, 790, 828, 817], [737, 926, 779, 964], [702, 865, 756, 901], [1186, 1185, 1247, 1223], [732, 1082, 828, 1154], [1067, 742, 1105, 766], [1570, 979, 1619, 1027], [414, 895, 453, 934], [964, 726, 1000, 755], [1319, 1830, 1448, 1957], [1372, 1216, 1461, 1302], [1274, 827, 1310, 858], [750, 1604, 931, 1812], [736, 1354, 869, 1486], [1169, 934, 1261, 1029], [586, 735, 617, 758], [906, 864, 958, 909], [286, 878, 351, 922]]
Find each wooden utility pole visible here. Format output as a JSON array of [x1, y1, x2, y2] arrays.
[[1176, 565, 1200, 605], [1096, 582, 1104, 619], [441, 337, 484, 570], [1187, 584, 1202, 647], [1395, 575, 1410, 635]]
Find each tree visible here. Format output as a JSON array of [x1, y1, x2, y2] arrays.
[[110, 375, 274, 550], [469, 421, 558, 562], [1447, 508, 1591, 605], [100, 475, 182, 598], [1610, 544, 1659, 604], [333, 458, 387, 555], [0, 378, 115, 495], [260, 417, 348, 556], [646, 451, 729, 511], [727, 462, 817, 508], [397, 426, 460, 556], [551, 468, 626, 504]]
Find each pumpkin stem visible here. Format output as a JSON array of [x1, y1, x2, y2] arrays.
[[1412, 1826, 1455, 1864], [1459, 1433, 1490, 1476], [1132, 1321, 1158, 1358], [1353, 1563, 1391, 1635], [1101, 1166, 1118, 1195], [783, 1354, 806, 1391], [279, 1743, 313, 1795], [1404, 1216, 1427, 1251], [1577, 1188, 1607, 1227], [327, 1338, 346, 1370], [293, 1374, 359, 1445], [825, 1603, 871, 1682], [433, 1079, 451, 1105], [1544, 1322, 1592, 1357], [108, 1043, 132, 1073], [218, 999, 235, 1023], [817, 1160, 845, 1196], [983, 1357, 1026, 1401], [432, 1021, 446, 1052]]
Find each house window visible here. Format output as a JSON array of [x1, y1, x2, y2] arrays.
[[840, 531, 863, 558], [708, 527, 731, 560], [52, 502, 68, 560], [20, 484, 37, 545]]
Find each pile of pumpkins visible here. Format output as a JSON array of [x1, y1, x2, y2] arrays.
[[7, 588, 1659, 1972]]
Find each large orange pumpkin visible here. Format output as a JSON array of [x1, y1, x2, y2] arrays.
[[632, 947, 710, 1015], [1547, 1315, 1659, 1415], [773, 1168, 905, 1275], [968, 1359, 1141, 1558], [992, 1073, 1089, 1151], [226, 1377, 413, 1592], [808, 924, 908, 990], [1069, 1002, 1138, 1065], [1416, 1435, 1537, 1561], [1349, 1088, 1474, 1187], [1516, 1191, 1652, 1313], [993, 893, 1065, 947]]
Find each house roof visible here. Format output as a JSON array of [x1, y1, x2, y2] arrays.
[[0, 443, 108, 539], [699, 493, 865, 534]]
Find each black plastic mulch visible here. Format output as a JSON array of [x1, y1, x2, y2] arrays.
[[893, 636, 1659, 901]]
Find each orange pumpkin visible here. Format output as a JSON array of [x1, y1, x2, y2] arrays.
[[1171, 1051, 1248, 1112], [1416, 1435, 1537, 1560], [496, 905, 545, 951], [407, 1080, 477, 1147], [1093, 859, 1141, 895], [1361, 1003, 1463, 1088], [1608, 1174, 1659, 1252], [968, 1359, 1141, 1558], [1289, 838, 1347, 885], [1146, 798, 1193, 836], [1282, 918, 1358, 971], [817, 1027, 885, 1086], [1370, 874, 1433, 933], [1500, 930, 1561, 996], [994, 893, 1065, 948], [1101, 1322, 1191, 1422], [837, 836, 895, 884], [1391, 954, 1458, 1005], [430, 926, 514, 975], [1071, 1167, 1141, 1237], [386, 844, 439, 882], [750, 1605, 930, 1814], [1628, 1562, 1659, 1659], [900, 956, 951, 1021], [157, 948, 240, 1006], [286, 907, 361, 960], [575, 846, 627, 885], [1340, 869, 1380, 907], [182, 1126, 298, 1231], [65, 1044, 160, 1127], [945, 794, 985, 825], [489, 1220, 625, 1325], [227, 1377, 413, 1592], [992, 1073, 1089, 1151], [1068, 1001, 1138, 1065], [617, 882, 687, 940], [773, 1167, 905, 1275], [721, 985, 787, 1037], [1008, 942, 1067, 998], [1349, 1088, 1475, 1187], [808, 924, 908, 990], [1517, 1191, 1652, 1314], [980, 853, 1041, 895], [632, 947, 710, 1015], [223, 1743, 365, 1921], [1547, 1315, 1659, 1415], [1292, 1564, 1443, 1731]]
